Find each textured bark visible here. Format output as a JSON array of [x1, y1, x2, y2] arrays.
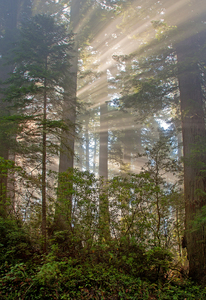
[[57, 0, 83, 231], [58, 87, 76, 172], [176, 34, 206, 281], [58, 0, 83, 172]]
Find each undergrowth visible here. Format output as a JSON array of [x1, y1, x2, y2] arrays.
[[0, 224, 205, 300]]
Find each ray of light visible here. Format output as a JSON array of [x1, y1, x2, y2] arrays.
[[74, 0, 206, 176]]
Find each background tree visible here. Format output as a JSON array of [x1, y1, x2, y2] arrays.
[[3, 14, 74, 251], [0, 0, 32, 215]]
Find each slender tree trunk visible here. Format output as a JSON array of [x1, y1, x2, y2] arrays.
[[99, 103, 108, 179], [93, 127, 97, 174], [176, 208, 182, 257], [42, 73, 47, 253], [176, 132, 183, 257], [176, 34, 206, 282], [155, 169, 161, 247], [85, 117, 90, 171], [122, 129, 133, 173], [78, 143, 84, 171]]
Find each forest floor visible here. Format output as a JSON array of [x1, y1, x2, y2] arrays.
[[1, 252, 206, 299]]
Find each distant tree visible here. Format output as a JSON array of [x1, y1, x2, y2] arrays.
[[3, 14, 73, 251], [0, 0, 32, 213]]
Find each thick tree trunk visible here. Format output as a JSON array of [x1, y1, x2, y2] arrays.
[[58, 0, 82, 172], [57, 0, 82, 231], [99, 98, 110, 240], [176, 34, 206, 282], [59, 91, 76, 172]]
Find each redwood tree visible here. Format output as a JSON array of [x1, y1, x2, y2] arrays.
[[176, 32, 206, 282]]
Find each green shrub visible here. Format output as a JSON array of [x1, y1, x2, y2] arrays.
[[0, 217, 32, 264], [1, 254, 206, 300]]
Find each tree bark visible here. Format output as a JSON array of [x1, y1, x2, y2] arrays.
[[176, 33, 206, 282], [59, 0, 83, 172], [57, 0, 83, 231]]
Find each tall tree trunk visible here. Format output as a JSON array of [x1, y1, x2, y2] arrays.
[[99, 88, 110, 239], [42, 72, 47, 253], [176, 33, 206, 282], [176, 132, 183, 257], [93, 126, 97, 174], [59, 0, 82, 172], [57, 79, 76, 230], [57, 0, 82, 231]]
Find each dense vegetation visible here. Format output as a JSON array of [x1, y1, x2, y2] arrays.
[[0, 159, 203, 299], [0, 168, 204, 299]]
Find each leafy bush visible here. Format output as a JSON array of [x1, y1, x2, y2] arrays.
[[0, 217, 32, 264], [0, 166, 196, 299], [0, 253, 206, 300], [56, 168, 183, 252]]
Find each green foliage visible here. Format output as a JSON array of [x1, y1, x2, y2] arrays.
[[0, 217, 32, 264], [0, 164, 202, 299], [0, 157, 23, 217], [0, 157, 16, 176], [146, 247, 173, 281], [0, 249, 206, 299], [1, 13, 74, 158], [1, 14, 75, 251], [191, 205, 206, 232], [56, 148, 183, 250]]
